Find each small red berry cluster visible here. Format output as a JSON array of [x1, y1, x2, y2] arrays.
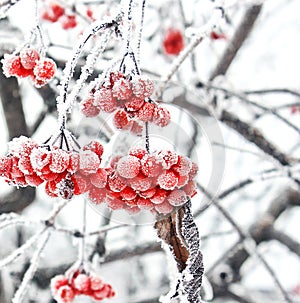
[[41, 2, 77, 30], [80, 72, 171, 134], [0, 136, 104, 200], [163, 28, 184, 56], [51, 272, 115, 303], [97, 147, 198, 215], [1, 48, 56, 87]]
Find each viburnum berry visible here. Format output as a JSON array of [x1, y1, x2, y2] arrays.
[[125, 96, 144, 112], [20, 48, 40, 70], [107, 173, 126, 192], [83, 140, 104, 159], [2, 54, 33, 78], [116, 155, 141, 179], [33, 58, 56, 80], [120, 186, 137, 200], [90, 168, 108, 188], [79, 150, 100, 174], [94, 88, 117, 113], [157, 150, 179, 169], [8, 136, 38, 158], [172, 155, 192, 176], [167, 189, 187, 206], [157, 170, 178, 190], [25, 173, 44, 187], [73, 273, 90, 293], [80, 96, 100, 117], [183, 180, 197, 197], [141, 153, 163, 177], [163, 29, 184, 55], [150, 188, 167, 204], [30, 147, 52, 171], [130, 173, 153, 192], [89, 275, 104, 291], [42, 2, 65, 22], [152, 106, 171, 127], [137, 197, 154, 210], [137, 102, 156, 122], [112, 77, 132, 100], [72, 174, 89, 195], [49, 149, 70, 173], [55, 285, 75, 303], [60, 15, 77, 30], [129, 147, 147, 159], [51, 275, 69, 296], [131, 76, 154, 98], [140, 187, 156, 199], [113, 109, 131, 129], [155, 200, 174, 214], [0, 156, 12, 176]]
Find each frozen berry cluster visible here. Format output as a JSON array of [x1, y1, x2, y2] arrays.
[[91, 147, 198, 215], [0, 136, 104, 200], [1, 48, 56, 87], [41, 2, 77, 30], [80, 72, 171, 134], [51, 271, 115, 303]]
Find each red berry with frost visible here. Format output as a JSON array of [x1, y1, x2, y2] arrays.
[[90, 168, 108, 188], [55, 285, 75, 303], [172, 155, 192, 176], [8, 136, 38, 157], [25, 173, 44, 187], [106, 195, 125, 210], [93, 284, 112, 300], [155, 200, 174, 214], [153, 106, 171, 127], [89, 275, 104, 291], [30, 148, 52, 171], [45, 181, 58, 197], [83, 140, 104, 159], [31, 76, 48, 88], [140, 187, 156, 199], [183, 180, 197, 197], [137, 102, 156, 122], [113, 109, 131, 129], [51, 3, 65, 18], [107, 174, 126, 192], [68, 153, 80, 174], [51, 275, 69, 296], [2, 54, 33, 78], [137, 197, 153, 210], [0, 156, 12, 176], [60, 15, 77, 30], [189, 162, 198, 179], [50, 149, 70, 173], [150, 188, 167, 204], [141, 154, 163, 177], [33, 58, 56, 80], [89, 187, 107, 204], [94, 88, 117, 113], [109, 71, 125, 88], [11, 158, 23, 178], [130, 121, 143, 135], [20, 48, 40, 70], [120, 186, 137, 200], [131, 173, 152, 192], [72, 174, 89, 195], [80, 96, 100, 117], [129, 147, 147, 159], [125, 96, 144, 112], [177, 174, 189, 187], [80, 150, 100, 174], [112, 77, 132, 100], [157, 170, 178, 190], [157, 150, 179, 169], [131, 76, 154, 98], [167, 189, 187, 206], [73, 273, 90, 293], [117, 155, 141, 179], [163, 29, 184, 55], [40, 171, 58, 181]]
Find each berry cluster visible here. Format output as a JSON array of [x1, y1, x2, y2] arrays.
[[51, 271, 115, 303], [90, 147, 198, 215], [1, 48, 56, 87], [41, 2, 77, 30], [0, 136, 104, 200], [80, 72, 171, 133], [163, 28, 184, 55]]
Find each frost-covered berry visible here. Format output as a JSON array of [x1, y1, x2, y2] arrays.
[[155, 200, 174, 214], [113, 110, 131, 129], [94, 88, 117, 113], [157, 150, 179, 169], [2, 54, 33, 78], [73, 273, 90, 293], [42, 2, 65, 22], [130, 173, 152, 192], [55, 285, 75, 303], [116, 155, 141, 179], [20, 48, 40, 70], [131, 76, 154, 98], [30, 148, 52, 171], [183, 180, 197, 197], [50, 149, 70, 173], [129, 147, 147, 159], [167, 189, 187, 206], [120, 186, 137, 200], [137, 197, 153, 210], [93, 284, 114, 300], [80, 150, 100, 174], [25, 173, 44, 187], [137, 102, 156, 122], [141, 154, 162, 177], [150, 188, 167, 204], [140, 187, 156, 199], [0, 156, 12, 176], [80, 96, 100, 117], [33, 58, 56, 81], [157, 171, 178, 190], [152, 106, 171, 127], [60, 15, 77, 30], [51, 275, 69, 296], [172, 155, 192, 176], [90, 168, 108, 188], [8, 136, 38, 157], [125, 96, 144, 112], [89, 187, 107, 204], [83, 140, 104, 159], [107, 174, 126, 192], [163, 29, 184, 55], [112, 77, 132, 100], [89, 275, 104, 291]]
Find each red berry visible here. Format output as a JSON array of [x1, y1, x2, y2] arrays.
[[183, 180, 197, 197], [189, 162, 198, 179], [113, 110, 131, 129], [153, 106, 171, 127], [31, 76, 48, 87], [72, 174, 89, 195], [80, 96, 100, 117], [137, 102, 155, 122], [116, 155, 141, 179], [8, 136, 38, 157], [140, 187, 156, 199], [155, 200, 174, 214], [112, 77, 132, 100], [33, 58, 56, 80], [141, 154, 163, 177], [51, 2, 65, 19], [163, 29, 184, 55], [172, 155, 192, 176], [157, 171, 178, 190], [20, 48, 40, 70], [51, 275, 69, 296], [150, 188, 167, 204], [89, 187, 107, 204], [90, 168, 108, 188], [106, 195, 125, 210], [107, 174, 126, 192], [0, 156, 12, 176], [129, 147, 147, 159], [120, 186, 137, 200], [137, 197, 153, 210], [45, 181, 58, 197], [177, 174, 189, 187], [89, 275, 104, 291], [30, 148, 52, 171], [157, 150, 179, 169], [131, 173, 152, 192], [73, 273, 90, 294], [125, 96, 144, 112], [94, 88, 117, 113], [131, 76, 154, 98], [67, 153, 80, 174], [25, 173, 44, 187], [79, 150, 100, 174], [2, 54, 33, 78], [167, 189, 187, 206], [55, 285, 75, 303], [60, 15, 77, 30], [83, 140, 104, 159], [50, 149, 70, 173]]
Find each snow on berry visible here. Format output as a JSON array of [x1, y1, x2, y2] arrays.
[[0, 156, 12, 176], [79, 150, 100, 174], [83, 140, 104, 159], [172, 155, 192, 176], [60, 15, 77, 30], [157, 170, 178, 190], [1, 54, 33, 78], [157, 150, 179, 169], [73, 273, 90, 293], [155, 200, 174, 214], [116, 155, 141, 179], [51, 275, 69, 296], [94, 88, 117, 113], [137, 102, 156, 122], [125, 96, 144, 112], [89, 187, 107, 204], [130, 173, 153, 192], [112, 77, 132, 100], [89, 275, 104, 291], [183, 180, 197, 197], [30, 147, 52, 171], [90, 168, 108, 188], [150, 188, 167, 204], [152, 106, 171, 127], [140, 187, 156, 199], [120, 186, 137, 200], [107, 173, 126, 192], [113, 109, 131, 129], [72, 174, 89, 195], [141, 154, 162, 177], [177, 174, 189, 187], [8, 136, 38, 157], [137, 197, 154, 210], [55, 285, 75, 303], [167, 189, 187, 206], [33, 58, 56, 81], [163, 28, 184, 55], [20, 48, 40, 69], [49, 149, 70, 173], [131, 76, 154, 98], [68, 153, 80, 174], [80, 96, 100, 117]]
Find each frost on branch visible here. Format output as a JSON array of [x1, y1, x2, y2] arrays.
[[155, 200, 204, 303]]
